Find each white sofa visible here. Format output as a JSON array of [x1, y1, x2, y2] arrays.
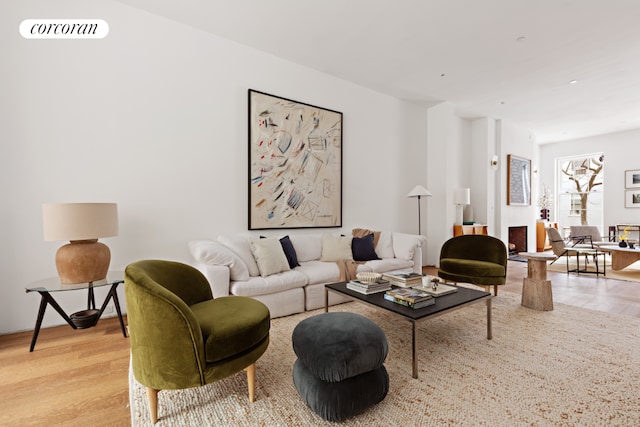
[[189, 231, 425, 318]]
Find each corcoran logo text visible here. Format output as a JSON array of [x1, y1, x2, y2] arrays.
[[20, 19, 109, 39]]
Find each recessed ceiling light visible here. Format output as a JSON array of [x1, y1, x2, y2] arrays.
[[516, 36, 526, 43], [500, 101, 506, 105], [569, 80, 578, 84], [440, 73, 446, 77]]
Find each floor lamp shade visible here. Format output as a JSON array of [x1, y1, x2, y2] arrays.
[[43, 203, 118, 284], [407, 185, 432, 235]]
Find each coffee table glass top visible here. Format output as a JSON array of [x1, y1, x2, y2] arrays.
[[26, 271, 124, 293], [325, 282, 490, 320]]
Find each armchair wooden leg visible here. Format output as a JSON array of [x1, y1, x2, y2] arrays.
[[494, 285, 498, 296], [245, 363, 256, 402], [146, 387, 159, 424]]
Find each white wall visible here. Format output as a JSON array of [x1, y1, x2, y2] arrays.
[[539, 128, 640, 231], [496, 121, 538, 252], [470, 118, 498, 233], [1, 0, 429, 334]]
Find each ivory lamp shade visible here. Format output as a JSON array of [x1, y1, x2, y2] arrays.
[[453, 188, 471, 205]]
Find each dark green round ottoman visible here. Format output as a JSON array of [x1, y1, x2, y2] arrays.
[[292, 312, 389, 421]]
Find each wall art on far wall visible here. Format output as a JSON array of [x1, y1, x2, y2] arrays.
[[625, 169, 640, 189], [625, 190, 640, 208], [248, 89, 343, 230], [507, 154, 531, 206]]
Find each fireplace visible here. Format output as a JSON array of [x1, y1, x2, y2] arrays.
[[508, 226, 528, 255]]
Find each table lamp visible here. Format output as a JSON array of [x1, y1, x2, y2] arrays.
[[407, 185, 432, 235], [453, 188, 470, 225], [42, 203, 118, 284]]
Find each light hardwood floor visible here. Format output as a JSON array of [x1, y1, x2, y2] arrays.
[[2, 261, 639, 426]]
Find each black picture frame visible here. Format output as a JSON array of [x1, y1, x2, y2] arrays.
[[248, 89, 343, 230]]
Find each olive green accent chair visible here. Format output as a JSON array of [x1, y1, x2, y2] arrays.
[[438, 235, 508, 295], [124, 260, 270, 424]]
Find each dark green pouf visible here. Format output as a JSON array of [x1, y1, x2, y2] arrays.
[[291, 312, 389, 421]]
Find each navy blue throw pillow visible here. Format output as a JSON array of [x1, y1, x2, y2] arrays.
[[280, 235, 300, 268], [352, 233, 380, 261]]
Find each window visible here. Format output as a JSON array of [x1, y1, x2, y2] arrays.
[[556, 153, 604, 229]]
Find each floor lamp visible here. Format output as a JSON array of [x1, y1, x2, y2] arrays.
[[407, 185, 432, 235]]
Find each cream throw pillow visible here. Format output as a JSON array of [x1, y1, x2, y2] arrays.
[[250, 237, 291, 277], [320, 235, 353, 261]]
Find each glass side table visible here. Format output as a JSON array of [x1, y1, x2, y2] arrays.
[[25, 271, 127, 352]]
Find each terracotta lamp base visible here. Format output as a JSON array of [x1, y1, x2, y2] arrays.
[[55, 239, 111, 284]]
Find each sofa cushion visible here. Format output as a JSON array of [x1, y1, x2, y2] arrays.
[[296, 260, 340, 285], [190, 296, 270, 363], [188, 240, 250, 281], [279, 235, 300, 269], [230, 269, 308, 297], [375, 232, 395, 259], [218, 235, 260, 277], [352, 233, 380, 261], [289, 234, 323, 262], [365, 258, 414, 273], [320, 235, 353, 262], [250, 237, 291, 277]]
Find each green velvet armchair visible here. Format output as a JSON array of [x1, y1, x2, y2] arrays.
[[125, 260, 270, 423], [438, 235, 508, 295]]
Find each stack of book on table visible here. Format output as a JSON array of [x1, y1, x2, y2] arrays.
[[383, 287, 435, 309], [382, 272, 424, 288], [346, 279, 391, 295]]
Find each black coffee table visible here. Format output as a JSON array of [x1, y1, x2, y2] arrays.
[[324, 282, 492, 379]]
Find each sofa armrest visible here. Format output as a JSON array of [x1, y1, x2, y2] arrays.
[[189, 239, 250, 298], [392, 232, 425, 274], [192, 263, 231, 298]]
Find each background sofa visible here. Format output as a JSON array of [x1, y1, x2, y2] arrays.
[[189, 231, 425, 318]]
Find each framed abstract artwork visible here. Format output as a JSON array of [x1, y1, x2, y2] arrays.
[[507, 154, 531, 206], [248, 89, 343, 230]]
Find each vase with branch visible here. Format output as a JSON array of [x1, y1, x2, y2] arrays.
[[537, 185, 553, 221]]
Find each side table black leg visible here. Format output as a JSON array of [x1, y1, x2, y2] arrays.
[[30, 292, 76, 352], [87, 286, 96, 310], [29, 296, 48, 352], [110, 285, 127, 337], [93, 283, 127, 337]]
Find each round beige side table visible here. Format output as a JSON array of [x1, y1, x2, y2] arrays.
[[518, 252, 557, 311]]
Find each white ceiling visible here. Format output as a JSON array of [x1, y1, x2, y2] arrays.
[[117, 0, 640, 143]]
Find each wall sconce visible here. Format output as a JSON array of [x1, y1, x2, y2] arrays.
[[453, 188, 470, 225], [490, 155, 499, 170], [43, 203, 119, 284]]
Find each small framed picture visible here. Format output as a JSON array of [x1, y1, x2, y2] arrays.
[[625, 190, 640, 208], [625, 169, 640, 189]]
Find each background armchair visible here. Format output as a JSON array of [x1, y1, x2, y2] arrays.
[[438, 235, 508, 295], [547, 227, 606, 273], [125, 260, 270, 423]]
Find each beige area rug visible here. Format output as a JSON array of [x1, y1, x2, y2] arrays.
[[547, 255, 640, 282], [130, 292, 640, 426]]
